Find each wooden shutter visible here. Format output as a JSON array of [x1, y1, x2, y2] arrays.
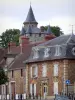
[[34, 84, 36, 96], [54, 82, 58, 94], [30, 84, 32, 95], [30, 67, 32, 78]]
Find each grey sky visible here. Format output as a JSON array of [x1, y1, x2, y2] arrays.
[[0, 0, 75, 34]]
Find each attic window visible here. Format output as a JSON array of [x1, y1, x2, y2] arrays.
[[33, 48, 39, 59], [55, 45, 61, 56], [44, 48, 50, 58]]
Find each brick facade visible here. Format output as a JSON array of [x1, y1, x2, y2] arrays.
[[8, 68, 26, 95], [25, 59, 75, 97]]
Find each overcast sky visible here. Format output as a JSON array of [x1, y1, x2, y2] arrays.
[[0, 0, 75, 35]]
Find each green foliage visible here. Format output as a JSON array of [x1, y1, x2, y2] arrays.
[[41, 26, 64, 36], [0, 29, 20, 48], [0, 68, 8, 85]]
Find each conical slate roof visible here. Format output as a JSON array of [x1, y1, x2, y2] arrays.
[[21, 27, 26, 35], [47, 25, 52, 34], [26, 25, 32, 34], [24, 5, 38, 24]]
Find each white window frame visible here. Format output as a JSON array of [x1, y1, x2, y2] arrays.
[[42, 64, 47, 77], [44, 48, 50, 58], [55, 45, 61, 56], [33, 48, 39, 59], [54, 64, 58, 76], [32, 65, 38, 78]]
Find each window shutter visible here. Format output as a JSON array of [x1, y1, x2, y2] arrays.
[[30, 67, 32, 78], [34, 84, 36, 96], [30, 84, 32, 95], [36, 67, 38, 77], [54, 82, 58, 94]]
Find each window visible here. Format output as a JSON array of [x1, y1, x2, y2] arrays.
[[44, 48, 50, 58], [33, 49, 39, 59], [12, 70, 14, 78], [21, 69, 23, 77], [39, 33, 41, 37], [32, 66, 38, 78], [54, 64, 58, 76], [55, 45, 61, 56], [30, 33, 32, 36], [42, 64, 47, 77]]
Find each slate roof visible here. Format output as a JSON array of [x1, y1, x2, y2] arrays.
[[38, 35, 73, 46], [25, 34, 75, 63], [21, 27, 26, 35], [47, 25, 52, 34], [24, 5, 38, 24], [26, 25, 32, 34]]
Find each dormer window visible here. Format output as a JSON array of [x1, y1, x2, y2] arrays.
[[55, 45, 61, 56], [44, 48, 50, 58], [33, 48, 39, 59]]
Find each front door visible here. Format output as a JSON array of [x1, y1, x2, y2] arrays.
[[43, 85, 48, 98], [11, 82, 15, 100]]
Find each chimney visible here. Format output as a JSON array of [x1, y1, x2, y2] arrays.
[[19, 35, 29, 45], [45, 34, 56, 41], [8, 42, 16, 53], [19, 35, 29, 54]]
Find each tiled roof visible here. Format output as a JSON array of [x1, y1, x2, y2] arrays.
[[9, 44, 33, 70], [0, 48, 6, 68], [8, 42, 42, 70]]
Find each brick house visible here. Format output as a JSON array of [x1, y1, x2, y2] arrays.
[[24, 34, 75, 97], [0, 5, 56, 99]]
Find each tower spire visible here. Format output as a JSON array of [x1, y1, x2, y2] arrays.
[[23, 4, 38, 25], [30, 1, 31, 6]]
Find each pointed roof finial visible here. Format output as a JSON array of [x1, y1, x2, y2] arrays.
[[30, 1, 31, 6]]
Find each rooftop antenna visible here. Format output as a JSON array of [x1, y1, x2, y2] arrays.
[[70, 24, 75, 35]]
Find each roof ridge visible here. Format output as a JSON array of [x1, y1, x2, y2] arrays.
[[66, 34, 73, 44]]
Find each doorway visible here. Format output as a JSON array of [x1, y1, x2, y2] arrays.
[[11, 82, 15, 100], [43, 84, 48, 98]]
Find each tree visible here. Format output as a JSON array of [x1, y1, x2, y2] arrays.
[[0, 67, 8, 85], [0, 29, 20, 48], [40, 26, 64, 36]]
